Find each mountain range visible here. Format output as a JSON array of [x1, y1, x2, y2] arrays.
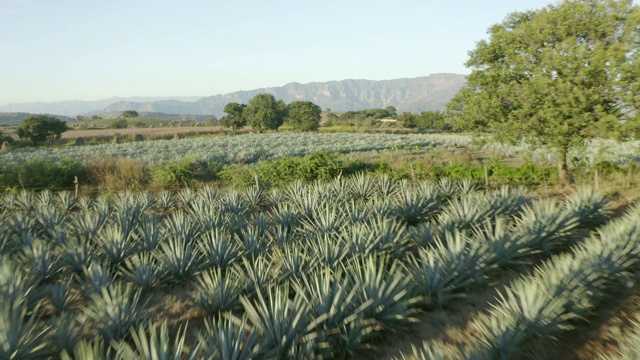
[[0, 74, 466, 118]]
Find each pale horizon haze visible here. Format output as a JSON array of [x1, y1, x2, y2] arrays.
[[1, 0, 632, 106]]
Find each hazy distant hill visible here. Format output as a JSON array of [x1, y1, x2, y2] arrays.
[[0, 112, 75, 126], [0, 74, 466, 118], [102, 74, 466, 116], [0, 96, 202, 117]]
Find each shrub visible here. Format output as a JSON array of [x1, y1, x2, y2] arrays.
[[150, 157, 197, 186], [86, 157, 149, 191]]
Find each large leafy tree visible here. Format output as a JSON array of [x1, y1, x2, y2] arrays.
[[220, 102, 247, 132], [448, 0, 640, 181], [17, 115, 69, 147], [244, 93, 287, 132], [286, 101, 322, 131]]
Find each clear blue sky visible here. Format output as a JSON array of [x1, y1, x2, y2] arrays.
[[0, 0, 623, 105]]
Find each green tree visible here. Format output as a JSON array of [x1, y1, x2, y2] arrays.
[[417, 110, 446, 130], [448, 0, 640, 182], [397, 112, 416, 128], [109, 119, 128, 129], [220, 102, 247, 132], [121, 110, 139, 119], [286, 101, 322, 131], [204, 116, 219, 126], [16, 115, 69, 147], [244, 93, 287, 132]]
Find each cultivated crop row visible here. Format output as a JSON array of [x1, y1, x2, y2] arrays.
[[0, 175, 614, 359], [1, 132, 638, 168]]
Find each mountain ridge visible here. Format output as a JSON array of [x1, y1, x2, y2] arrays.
[[0, 74, 466, 117]]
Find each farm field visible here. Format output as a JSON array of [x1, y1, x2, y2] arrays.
[[2, 132, 639, 168], [61, 125, 225, 140], [2, 172, 640, 359]]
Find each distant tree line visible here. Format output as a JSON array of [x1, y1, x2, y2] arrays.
[[220, 93, 322, 132]]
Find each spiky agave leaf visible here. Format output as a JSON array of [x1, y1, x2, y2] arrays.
[[396, 340, 479, 360], [84, 283, 146, 341], [198, 184, 220, 204], [242, 186, 264, 212], [96, 224, 135, 266], [13, 190, 36, 212], [301, 203, 348, 237], [119, 253, 158, 292], [197, 314, 260, 360], [404, 229, 485, 309], [52, 313, 86, 355], [273, 244, 317, 281], [199, 228, 242, 270], [19, 238, 62, 283], [294, 266, 375, 358], [512, 199, 579, 254], [0, 302, 51, 360], [80, 262, 114, 295], [194, 267, 245, 316], [306, 232, 349, 268], [393, 187, 441, 226], [9, 212, 38, 247], [136, 213, 162, 252], [237, 217, 270, 259], [69, 209, 109, 243], [154, 191, 177, 212], [176, 187, 198, 211], [0, 256, 36, 309], [112, 321, 199, 360], [232, 256, 277, 297], [154, 236, 203, 287], [240, 284, 319, 359], [347, 172, 379, 203], [47, 281, 79, 314], [60, 239, 93, 274], [348, 255, 421, 332], [56, 191, 77, 212], [60, 340, 109, 360], [563, 186, 611, 227]]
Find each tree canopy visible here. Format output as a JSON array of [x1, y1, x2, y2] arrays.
[[17, 115, 69, 146], [221, 102, 247, 132], [286, 101, 322, 131], [121, 110, 139, 119], [447, 0, 640, 181], [244, 94, 287, 132]]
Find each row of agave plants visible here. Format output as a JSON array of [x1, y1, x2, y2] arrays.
[[0, 174, 612, 359], [401, 200, 640, 359]]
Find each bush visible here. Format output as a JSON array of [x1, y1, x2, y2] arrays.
[[151, 157, 197, 186], [0, 158, 85, 190], [86, 157, 149, 191]]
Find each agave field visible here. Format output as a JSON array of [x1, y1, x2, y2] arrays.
[[2, 172, 637, 359], [1, 132, 638, 168]]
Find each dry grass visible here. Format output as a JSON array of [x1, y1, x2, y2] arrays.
[[62, 125, 226, 139]]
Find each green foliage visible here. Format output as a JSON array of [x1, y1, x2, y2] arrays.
[[221, 102, 247, 132], [204, 116, 218, 126], [0, 157, 85, 190], [335, 107, 398, 126], [150, 158, 197, 186], [286, 101, 322, 131], [121, 110, 139, 119], [16, 115, 69, 146], [398, 112, 416, 128], [109, 119, 128, 129], [219, 152, 343, 188], [448, 0, 640, 179], [244, 93, 287, 132]]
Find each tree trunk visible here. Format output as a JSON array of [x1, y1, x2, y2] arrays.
[[557, 146, 573, 184]]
